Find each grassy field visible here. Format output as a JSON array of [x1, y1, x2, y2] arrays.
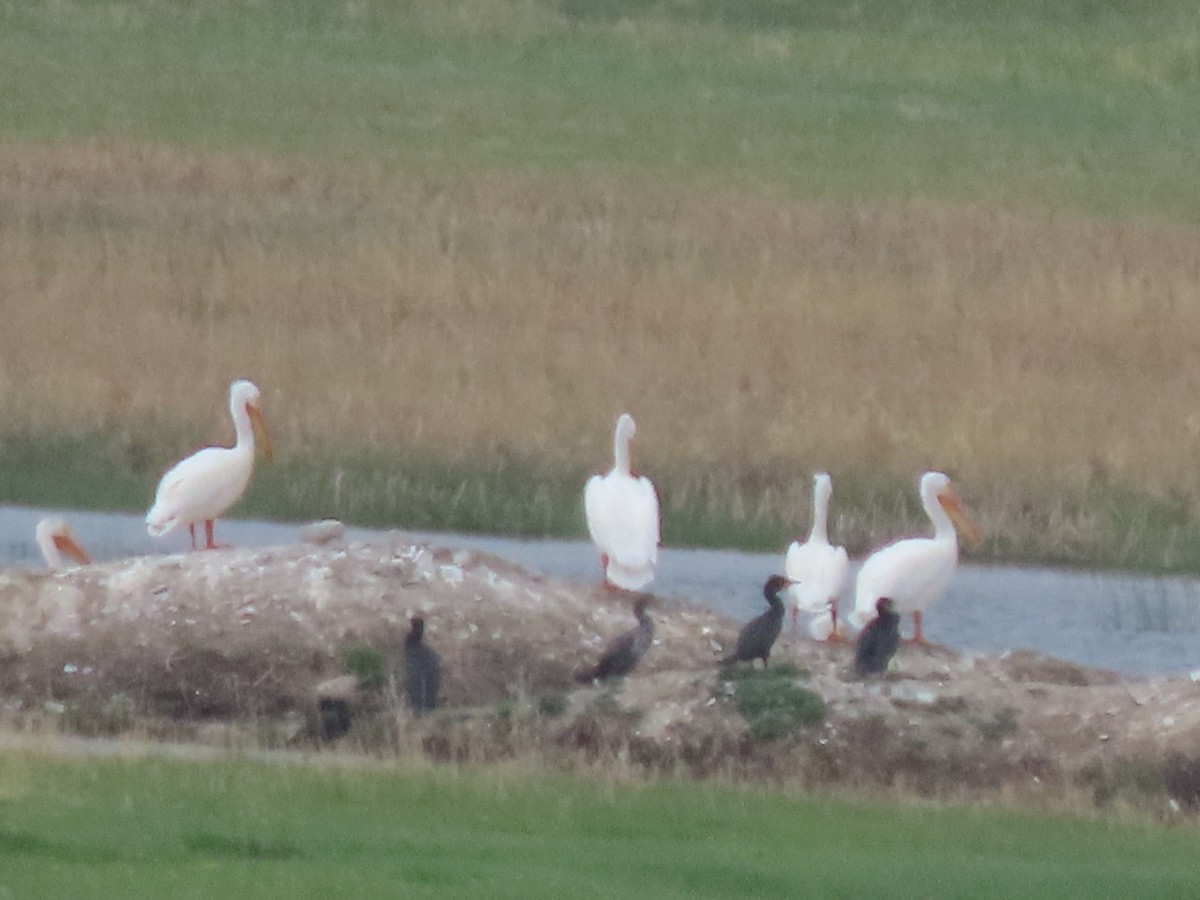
[[1, 749, 1198, 898], [3, 0, 1200, 568]]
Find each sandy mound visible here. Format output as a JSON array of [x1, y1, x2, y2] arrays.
[[3, 531, 1200, 810]]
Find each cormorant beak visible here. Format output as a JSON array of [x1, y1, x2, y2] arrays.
[[247, 403, 274, 461], [938, 488, 982, 546]]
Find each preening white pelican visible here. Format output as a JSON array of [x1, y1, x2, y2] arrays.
[[851, 471, 981, 644], [784, 472, 849, 640], [35, 517, 92, 568], [584, 413, 661, 592], [146, 379, 273, 550]]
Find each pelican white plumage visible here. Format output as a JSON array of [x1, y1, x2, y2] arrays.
[[850, 471, 981, 644], [146, 379, 273, 550], [584, 413, 660, 591], [35, 517, 92, 568], [784, 472, 849, 640]]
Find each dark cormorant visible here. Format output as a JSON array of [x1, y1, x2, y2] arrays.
[[317, 697, 353, 741], [576, 594, 655, 683], [721, 575, 796, 668], [854, 596, 901, 677], [404, 616, 441, 714]]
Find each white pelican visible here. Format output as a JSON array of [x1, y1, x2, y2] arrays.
[[35, 517, 92, 568], [146, 379, 273, 550], [850, 471, 981, 644], [583, 413, 661, 591], [784, 472, 849, 640]]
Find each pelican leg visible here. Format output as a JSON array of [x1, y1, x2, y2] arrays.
[[188, 523, 199, 551], [203, 520, 230, 551], [909, 610, 928, 645], [825, 605, 844, 643]]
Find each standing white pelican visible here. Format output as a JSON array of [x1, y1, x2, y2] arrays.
[[851, 471, 981, 644], [584, 413, 660, 592], [35, 517, 92, 568], [784, 472, 849, 640], [146, 379, 273, 550]]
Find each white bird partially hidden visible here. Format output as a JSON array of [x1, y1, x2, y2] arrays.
[[785, 472, 849, 640], [584, 413, 660, 592], [146, 379, 273, 550], [851, 471, 982, 644], [36, 517, 92, 569]]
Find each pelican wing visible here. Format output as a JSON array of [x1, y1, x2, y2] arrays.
[[607, 474, 660, 566], [585, 470, 660, 590], [146, 446, 252, 535], [853, 537, 958, 619], [785, 539, 849, 613], [583, 472, 610, 549]]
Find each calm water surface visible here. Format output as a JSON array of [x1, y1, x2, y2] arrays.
[[4, 505, 1199, 677]]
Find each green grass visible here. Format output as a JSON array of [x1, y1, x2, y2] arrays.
[[10, 426, 1200, 573], [720, 662, 828, 740], [1, 751, 1198, 898], [3, 0, 1200, 220]]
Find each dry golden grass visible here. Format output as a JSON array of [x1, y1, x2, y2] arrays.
[[3, 137, 1200, 552]]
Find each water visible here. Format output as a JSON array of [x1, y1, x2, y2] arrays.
[[5, 504, 1200, 677]]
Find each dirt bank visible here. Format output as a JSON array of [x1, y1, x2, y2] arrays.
[[2, 531, 1198, 813]]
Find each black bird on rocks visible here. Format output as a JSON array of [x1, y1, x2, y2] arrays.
[[854, 596, 901, 677], [576, 594, 655, 683], [721, 575, 797, 668], [404, 616, 442, 714]]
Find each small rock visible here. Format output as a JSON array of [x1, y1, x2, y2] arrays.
[[301, 518, 343, 543], [316, 674, 361, 702]]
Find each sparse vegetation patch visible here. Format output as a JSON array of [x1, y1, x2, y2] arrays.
[[721, 663, 827, 740]]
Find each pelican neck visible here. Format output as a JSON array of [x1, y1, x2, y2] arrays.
[[229, 395, 255, 452], [809, 483, 830, 543], [922, 487, 956, 541], [613, 429, 632, 475]]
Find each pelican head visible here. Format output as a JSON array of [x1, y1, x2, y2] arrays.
[[615, 413, 636, 444], [921, 471, 982, 545], [231, 379, 273, 461], [813, 471, 832, 504], [610, 412, 639, 476], [35, 518, 92, 568]]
